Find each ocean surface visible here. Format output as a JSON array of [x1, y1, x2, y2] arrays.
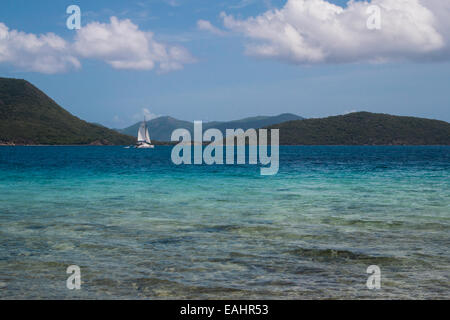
[[0, 146, 449, 299]]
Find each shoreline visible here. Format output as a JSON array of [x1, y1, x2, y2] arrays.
[[1, 144, 449, 147]]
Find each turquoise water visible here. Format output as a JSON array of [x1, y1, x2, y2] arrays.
[[0, 146, 449, 299]]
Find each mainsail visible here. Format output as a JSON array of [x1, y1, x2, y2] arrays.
[[137, 120, 152, 144], [135, 118, 154, 148], [137, 122, 147, 142], [145, 128, 152, 144]]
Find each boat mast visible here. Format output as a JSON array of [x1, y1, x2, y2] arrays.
[[145, 117, 148, 135]]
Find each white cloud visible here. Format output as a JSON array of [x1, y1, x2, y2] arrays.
[[74, 17, 195, 72], [142, 108, 159, 120], [197, 20, 227, 36], [228, 0, 258, 10], [133, 108, 159, 121], [164, 0, 180, 7], [0, 17, 194, 74], [221, 0, 450, 64], [0, 23, 80, 74], [424, 0, 450, 60]]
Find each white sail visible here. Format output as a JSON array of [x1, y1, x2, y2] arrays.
[[134, 118, 155, 148], [137, 123, 146, 142], [145, 128, 152, 144]]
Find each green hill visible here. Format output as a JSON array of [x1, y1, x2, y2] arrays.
[[205, 113, 304, 136], [119, 113, 303, 141], [118, 116, 194, 142], [0, 78, 135, 145], [266, 112, 450, 145]]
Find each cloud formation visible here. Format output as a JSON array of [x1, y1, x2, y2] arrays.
[[74, 17, 195, 72], [197, 20, 227, 36], [0, 17, 194, 74], [0, 23, 80, 73], [221, 0, 450, 64], [132, 108, 159, 121]]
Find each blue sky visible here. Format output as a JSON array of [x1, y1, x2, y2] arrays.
[[0, 0, 449, 127]]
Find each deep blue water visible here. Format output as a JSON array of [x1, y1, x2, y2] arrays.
[[0, 146, 449, 299]]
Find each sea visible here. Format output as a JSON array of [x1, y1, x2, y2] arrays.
[[0, 146, 449, 299]]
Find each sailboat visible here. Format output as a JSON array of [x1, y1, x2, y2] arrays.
[[135, 118, 155, 149]]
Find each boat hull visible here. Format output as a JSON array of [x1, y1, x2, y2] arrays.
[[135, 143, 155, 149]]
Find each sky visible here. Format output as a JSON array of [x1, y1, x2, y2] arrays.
[[0, 0, 449, 128]]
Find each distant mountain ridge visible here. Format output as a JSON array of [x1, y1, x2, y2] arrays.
[[0, 78, 135, 145], [2, 77, 449, 146], [118, 113, 304, 141], [266, 112, 450, 145]]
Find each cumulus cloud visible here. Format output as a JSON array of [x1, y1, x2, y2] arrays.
[[197, 20, 227, 36], [221, 0, 450, 64], [0, 23, 80, 74], [164, 0, 180, 7], [132, 108, 159, 121], [228, 0, 258, 10], [74, 17, 195, 72], [0, 17, 194, 74]]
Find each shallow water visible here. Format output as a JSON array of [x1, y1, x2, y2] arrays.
[[0, 146, 449, 299]]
